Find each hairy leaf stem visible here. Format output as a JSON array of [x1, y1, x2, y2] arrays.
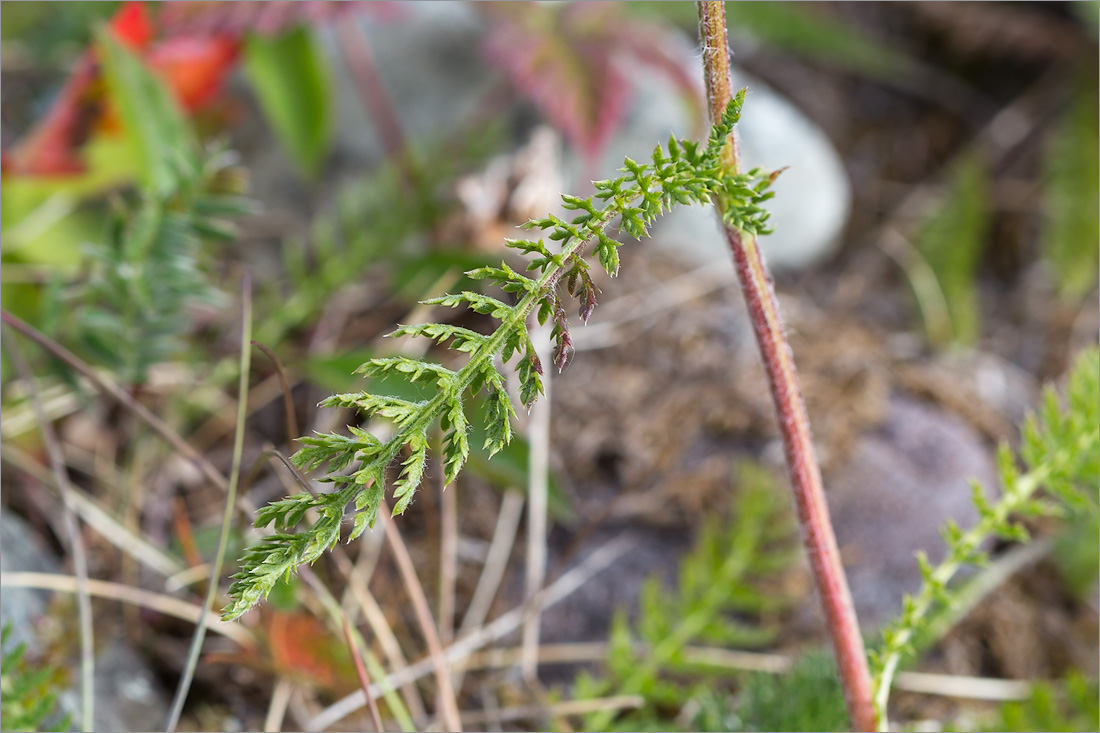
[[695, 2, 876, 730]]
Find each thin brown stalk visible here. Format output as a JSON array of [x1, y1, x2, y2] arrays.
[[2, 330, 95, 731], [380, 502, 464, 732], [336, 19, 420, 190], [187, 371, 288, 452], [251, 340, 299, 443], [307, 534, 634, 731], [263, 678, 294, 733], [522, 325, 552, 683], [344, 617, 385, 733], [439, 471, 457, 647], [695, 3, 875, 730], [0, 310, 245, 507], [332, 547, 430, 722], [297, 566, 418, 732]]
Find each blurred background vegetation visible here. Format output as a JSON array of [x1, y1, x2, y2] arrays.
[[1, 2, 1096, 731]]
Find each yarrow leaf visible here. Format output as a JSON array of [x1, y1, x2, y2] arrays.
[[224, 94, 777, 620], [871, 348, 1100, 720]]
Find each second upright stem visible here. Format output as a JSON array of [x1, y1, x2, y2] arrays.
[[696, 2, 876, 730]]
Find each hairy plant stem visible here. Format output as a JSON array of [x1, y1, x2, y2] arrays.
[[695, 3, 876, 730]]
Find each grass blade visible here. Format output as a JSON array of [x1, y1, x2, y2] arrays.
[[165, 274, 252, 732]]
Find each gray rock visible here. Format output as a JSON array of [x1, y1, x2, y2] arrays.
[[826, 395, 999, 628], [593, 63, 852, 271], [1, 511, 60, 651], [1, 512, 168, 732], [312, 2, 850, 270]]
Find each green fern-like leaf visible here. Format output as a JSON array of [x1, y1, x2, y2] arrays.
[[1, 624, 71, 733], [224, 93, 776, 621], [988, 671, 1099, 733], [912, 153, 990, 347], [872, 348, 1100, 722], [64, 146, 251, 385], [1043, 70, 1100, 300], [582, 462, 799, 731]]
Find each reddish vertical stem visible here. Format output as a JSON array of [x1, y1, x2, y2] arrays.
[[696, 3, 876, 731], [336, 20, 421, 191]]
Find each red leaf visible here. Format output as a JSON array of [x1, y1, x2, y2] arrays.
[[481, 2, 703, 160], [157, 1, 400, 38], [111, 1, 155, 50], [266, 611, 348, 691], [4, 55, 101, 176], [146, 36, 239, 112]]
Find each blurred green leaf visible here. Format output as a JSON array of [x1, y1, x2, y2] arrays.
[[733, 649, 850, 733], [986, 672, 1099, 733], [1, 623, 71, 733], [303, 349, 429, 403], [1053, 510, 1099, 602], [626, 2, 908, 82], [1072, 2, 1099, 41], [243, 28, 334, 178], [1043, 71, 1099, 301], [0, 1, 118, 63], [392, 251, 498, 304], [725, 2, 907, 79], [97, 28, 196, 193], [914, 154, 990, 347]]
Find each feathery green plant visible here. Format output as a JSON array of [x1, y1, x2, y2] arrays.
[[871, 347, 1100, 723], [986, 671, 1099, 733], [56, 148, 251, 385], [575, 462, 798, 732], [721, 649, 850, 733], [912, 153, 990, 347], [1043, 69, 1099, 301], [0, 624, 70, 733], [223, 91, 776, 620]]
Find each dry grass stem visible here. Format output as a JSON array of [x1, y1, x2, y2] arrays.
[[522, 324, 552, 683], [439, 471, 458, 646], [331, 546, 430, 722], [0, 443, 186, 578], [452, 488, 525, 694], [251, 339, 300, 442], [1, 330, 96, 730], [263, 678, 294, 733], [306, 534, 634, 730], [459, 695, 645, 727], [1, 571, 254, 646], [344, 617, 385, 732], [380, 505, 464, 732]]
